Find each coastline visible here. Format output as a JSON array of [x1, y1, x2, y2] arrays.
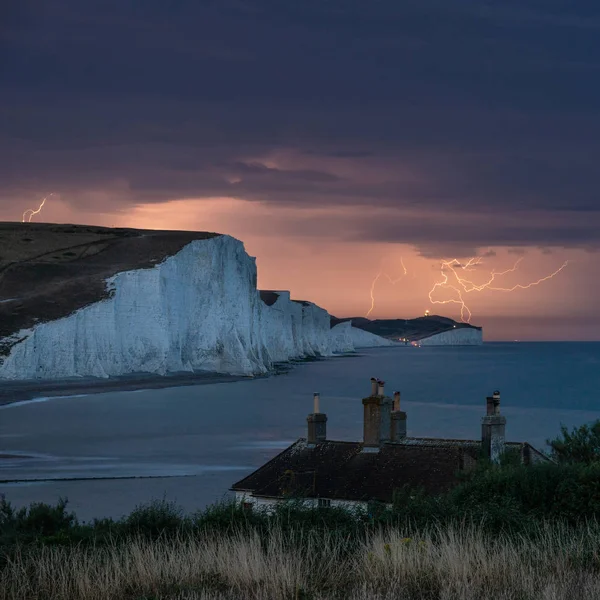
[[0, 371, 258, 407], [2, 343, 598, 522], [0, 350, 369, 408]]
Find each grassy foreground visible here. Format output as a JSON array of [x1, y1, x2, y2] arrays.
[[2, 519, 600, 600], [3, 452, 600, 599], [1, 495, 600, 600]]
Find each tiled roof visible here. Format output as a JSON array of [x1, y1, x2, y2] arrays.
[[233, 439, 463, 502], [231, 437, 549, 503], [397, 437, 549, 462]]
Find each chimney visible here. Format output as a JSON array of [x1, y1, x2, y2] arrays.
[[370, 377, 378, 396], [362, 378, 392, 450], [391, 391, 407, 441], [307, 392, 327, 446], [481, 390, 506, 463]]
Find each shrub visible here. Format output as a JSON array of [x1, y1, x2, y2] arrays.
[[122, 498, 189, 539], [0, 495, 77, 546], [448, 460, 600, 526], [547, 420, 600, 464], [192, 499, 266, 533]]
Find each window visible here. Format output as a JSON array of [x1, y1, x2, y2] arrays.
[[318, 498, 331, 508], [242, 502, 253, 512]]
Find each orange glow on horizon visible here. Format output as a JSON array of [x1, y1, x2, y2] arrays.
[[2, 194, 589, 340]]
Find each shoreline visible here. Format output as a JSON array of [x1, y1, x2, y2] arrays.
[[0, 345, 466, 408], [0, 370, 260, 407], [0, 350, 369, 408]]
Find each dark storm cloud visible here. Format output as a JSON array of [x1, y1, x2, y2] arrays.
[[301, 150, 376, 158], [1, 0, 600, 253], [236, 206, 598, 258], [362, 217, 600, 254], [229, 162, 341, 183]]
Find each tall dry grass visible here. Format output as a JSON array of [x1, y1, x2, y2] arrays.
[[2, 523, 599, 600]]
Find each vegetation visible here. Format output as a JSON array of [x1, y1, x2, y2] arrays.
[[1, 494, 600, 600], [3, 459, 600, 600], [548, 419, 600, 464], [3, 420, 600, 599]]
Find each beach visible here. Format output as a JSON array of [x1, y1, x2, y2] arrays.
[[0, 370, 254, 407]]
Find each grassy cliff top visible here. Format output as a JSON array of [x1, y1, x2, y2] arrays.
[[0, 222, 220, 351]]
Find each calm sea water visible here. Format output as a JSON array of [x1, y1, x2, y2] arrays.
[[1, 342, 599, 521]]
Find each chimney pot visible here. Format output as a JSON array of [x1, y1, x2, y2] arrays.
[[393, 391, 400, 411], [377, 380, 385, 397], [313, 392, 320, 414], [370, 377, 378, 396]]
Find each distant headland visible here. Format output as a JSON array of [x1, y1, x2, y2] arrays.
[[331, 315, 483, 345]]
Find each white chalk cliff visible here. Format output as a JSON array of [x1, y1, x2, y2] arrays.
[[329, 321, 396, 352], [0, 235, 392, 380], [416, 327, 483, 346]]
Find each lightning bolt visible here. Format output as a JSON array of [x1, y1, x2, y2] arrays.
[[366, 257, 408, 317], [22, 194, 53, 223], [429, 256, 569, 323], [367, 272, 382, 317]]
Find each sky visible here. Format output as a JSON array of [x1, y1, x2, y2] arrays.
[[2, 0, 600, 340]]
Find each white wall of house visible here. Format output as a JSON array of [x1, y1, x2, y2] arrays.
[[234, 491, 279, 511], [329, 499, 369, 511], [234, 491, 374, 512]]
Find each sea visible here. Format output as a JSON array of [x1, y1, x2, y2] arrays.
[[1, 342, 599, 522]]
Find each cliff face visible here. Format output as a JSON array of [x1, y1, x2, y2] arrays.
[[256, 291, 333, 364], [417, 328, 483, 346], [345, 323, 396, 348], [0, 234, 392, 380]]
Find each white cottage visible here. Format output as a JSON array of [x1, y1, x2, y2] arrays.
[[231, 379, 549, 510]]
